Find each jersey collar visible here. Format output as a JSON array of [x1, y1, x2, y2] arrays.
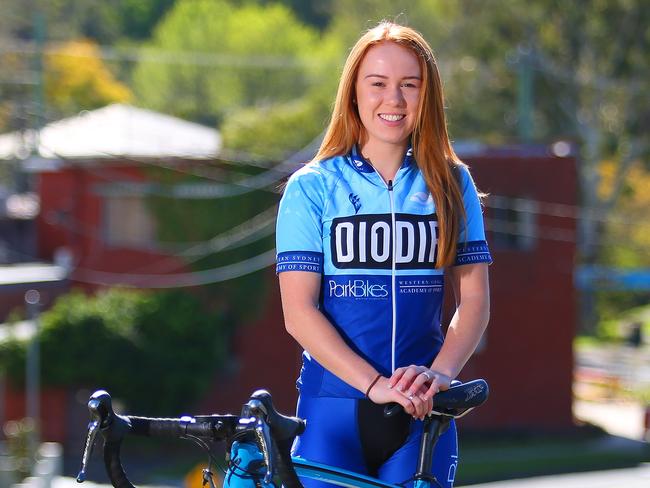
[[348, 144, 415, 175]]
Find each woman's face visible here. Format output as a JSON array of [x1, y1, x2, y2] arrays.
[[354, 42, 422, 152]]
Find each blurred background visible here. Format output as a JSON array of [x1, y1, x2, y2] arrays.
[[0, 0, 648, 486]]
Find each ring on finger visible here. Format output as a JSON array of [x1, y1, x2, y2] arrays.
[[421, 370, 433, 381]]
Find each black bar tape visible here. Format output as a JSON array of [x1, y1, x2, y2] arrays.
[[184, 422, 214, 439], [274, 438, 303, 488], [127, 416, 214, 441], [127, 417, 151, 436], [104, 441, 135, 488]]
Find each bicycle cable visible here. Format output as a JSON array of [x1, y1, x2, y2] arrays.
[[183, 433, 224, 475]]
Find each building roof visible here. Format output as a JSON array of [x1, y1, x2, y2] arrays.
[[0, 263, 68, 288], [0, 104, 221, 161]]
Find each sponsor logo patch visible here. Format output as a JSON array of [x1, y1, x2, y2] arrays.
[[349, 193, 361, 214], [330, 213, 438, 269], [328, 279, 389, 299]]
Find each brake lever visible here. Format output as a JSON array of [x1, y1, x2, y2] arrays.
[[77, 390, 113, 482], [76, 418, 99, 482], [241, 398, 274, 485], [254, 416, 274, 485]]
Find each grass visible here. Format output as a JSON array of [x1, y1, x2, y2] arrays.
[[455, 429, 650, 485]]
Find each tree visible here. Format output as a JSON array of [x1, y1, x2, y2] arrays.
[[44, 39, 132, 115], [0, 0, 177, 43], [598, 161, 650, 269], [220, 98, 328, 160], [270, 0, 334, 30], [131, 0, 319, 126], [595, 161, 650, 325]]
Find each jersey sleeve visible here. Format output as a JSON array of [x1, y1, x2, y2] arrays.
[[276, 168, 325, 274], [454, 165, 493, 266]]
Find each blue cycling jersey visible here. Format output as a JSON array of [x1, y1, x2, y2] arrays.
[[276, 146, 491, 399]]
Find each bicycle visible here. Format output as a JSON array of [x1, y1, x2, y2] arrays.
[[76, 379, 488, 488]]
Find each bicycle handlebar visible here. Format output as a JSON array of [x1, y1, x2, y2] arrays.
[[79, 380, 487, 488], [77, 389, 304, 488]]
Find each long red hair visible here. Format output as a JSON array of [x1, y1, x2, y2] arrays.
[[313, 22, 466, 267]]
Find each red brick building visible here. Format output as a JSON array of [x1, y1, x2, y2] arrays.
[[458, 146, 577, 431]]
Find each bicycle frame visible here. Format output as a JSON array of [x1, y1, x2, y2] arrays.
[[224, 441, 400, 488], [225, 444, 405, 488], [225, 414, 453, 488]]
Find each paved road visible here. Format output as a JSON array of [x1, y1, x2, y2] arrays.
[[51, 478, 176, 488], [463, 463, 650, 487], [52, 465, 650, 488]]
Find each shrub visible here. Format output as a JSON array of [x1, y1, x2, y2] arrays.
[[0, 288, 229, 414]]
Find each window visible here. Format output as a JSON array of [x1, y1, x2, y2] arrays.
[[104, 196, 156, 248]]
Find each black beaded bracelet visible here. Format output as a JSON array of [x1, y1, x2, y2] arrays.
[[365, 373, 383, 399]]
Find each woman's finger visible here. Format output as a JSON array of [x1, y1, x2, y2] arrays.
[[394, 365, 422, 392], [387, 367, 407, 388], [403, 389, 425, 418], [407, 369, 433, 398], [421, 371, 451, 401]]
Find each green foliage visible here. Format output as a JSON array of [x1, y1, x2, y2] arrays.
[[0, 0, 176, 44], [221, 98, 329, 159], [0, 289, 228, 413], [270, 0, 333, 30], [145, 165, 278, 324], [116, 0, 178, 40], [3, 418, 36, 482], [132, 0, 320, 126]]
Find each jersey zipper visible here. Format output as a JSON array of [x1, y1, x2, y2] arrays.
[[372, 168, 399, 374], [387, 179, 397, 373]]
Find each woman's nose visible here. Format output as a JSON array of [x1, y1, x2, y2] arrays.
[[386, 85, 406, 106]]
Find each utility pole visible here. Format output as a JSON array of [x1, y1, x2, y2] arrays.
[[516, 43, 534, 143], [15, 10, 48, 195], [32, 11, 46, 137], [25, 289, 41, 458]]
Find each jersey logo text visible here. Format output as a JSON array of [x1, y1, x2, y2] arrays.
[[330, 213, 438, 269]]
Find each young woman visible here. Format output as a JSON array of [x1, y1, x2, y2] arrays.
[[275, 22, 491, 488]]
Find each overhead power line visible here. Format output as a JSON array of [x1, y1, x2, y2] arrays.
[[0, 40, 333, 69], [71, 248, 277, 288]]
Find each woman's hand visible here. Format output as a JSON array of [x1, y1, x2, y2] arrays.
[[388, 365, 452, 415], [367, 374, 435, 420]]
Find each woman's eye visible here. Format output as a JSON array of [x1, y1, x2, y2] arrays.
[[372, 81, 385, 87]]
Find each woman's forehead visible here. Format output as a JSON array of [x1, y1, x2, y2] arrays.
[[358, 42, 421, 78]]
